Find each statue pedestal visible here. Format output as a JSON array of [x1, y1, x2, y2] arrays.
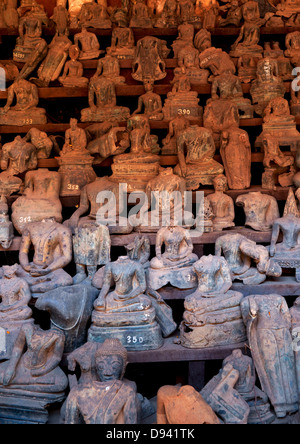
[[111, 155, 160, 192], [106, 47, 135, 60], [88, 307, 163, 350], [271, 250, 300, 282], [163, 92, 203, 121], [148, 265, 197, 291], [0, 108, 47, 126], [255, 120, 300, 152], [174, 160, 224, 190], [81, 105, 130, 123], [57, 154, 97, 197], [13, 38, 44, 63]]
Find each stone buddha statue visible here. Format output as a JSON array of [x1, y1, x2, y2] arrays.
[[148, 225, 198, 290], [24, 128, 53, 160], [0, 78, 47, 126], [106, 24, 136, 60], [129, 0, 153, 28], [81, 77, 130, 123], [64, 339, 139, 424], [206, 174, 235, 232], [92, 54, 125, 85], [132, 36, 168, 84], [78, 0, 111, 28], [175, 46, 210, 86], [161, 112, 190, 155], [58, 45, 89, 88], [174, 125, 224, 190], [88, 256, 176, 350], [74, 27, 102, 61], [236, 191, 280, 232], [0, 196, 14, 250], [132, 81, 164, 121], [180, 255, 247, 349], [285, 31, 300, 66]]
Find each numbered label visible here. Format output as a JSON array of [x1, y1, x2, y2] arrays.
[[23, 119, 33, 125], [19, 216, 32, 224], [67, 184, 79, 190], [14, 52, 25, 59], [178, 109, 191, 116], [126, 335, 144, 344]]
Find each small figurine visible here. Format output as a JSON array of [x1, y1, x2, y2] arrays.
[[24, 127, 53, 159], [148, 226, 198, 290], [81, 77, 130, 123], [129, 0, 153, 28], [236, 191, 280, 231], [174, 125, 224, 190], [57, 0, 92, 28], [218, 0, 243, 27], [206, 174, 235, 231], [199, 46, 236, 82], [215, 233, 282, 285], [85, 122, 129, 162], [285, 31, 300, 66], [0, 78, 47, 126], [171, 22, 195, 58], [175, 46, 210, 85], [1, 0, 19, 28], [92, 54, 125, 84], [161, 112, 190, 155], [77, 0, 111, 28], [179, 255, 246, 348], [132, 36, 168, 83], [0, 196, 14, 250], [58, 45, 89, 88], [132, 81, 164, 121], [237, 54, 257, 84], [106, 24, 136, 60], [154, 0, 178, 28], [74, 27, 102, 60]]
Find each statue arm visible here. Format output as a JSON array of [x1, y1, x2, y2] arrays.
[[132, 96, 143, 115], [270, 222, 280, 257], [31, 334, 65, 377], [128, 264, 147, 299], [46, 230, 73, 273], [66, 187, 90, 231], [94, 264, 112, 308], [177, 137, 187, 177], [19, 231, 32, 272], [232, 26, 244, 48], [155, 230, 163, 260], [88, 84, 96, 109], [123, 389, 138, 424], [214, 237, 223, 256], [64, 389, 81, 424], [3, 85, 15, 111], [3, 327, 26, 386]]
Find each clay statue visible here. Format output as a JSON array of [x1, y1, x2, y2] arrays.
[[237, 54, 257, 84], [199, 46, 236, 83], [221, 350, 275, 424], [176, 0, 199, 25], [92, 54, 125, 84], [206, 174, 235, 231], [285, 31, 300, 66], [148, 226, 198, 290], [64, 339, 139, 424], [163, 66, 203, 121], [129, 0, 153, 28], [171, 22, 195, 59], [0, 78, 47, 126], [157, 385, 220, 424], [236, 191, 280, 231], [161, 113, 190, 155], [88, 256, 177, 350], [220, 128, 251, 190], [179, 255, 246, 348], [58, 45, 89, 88], [24, 128, 53, 159], [74, 27, 101, 61], [132, 36, 168, 83], [57, 118, 97, 197], [0, 0, 19, 28], [215, 233, 282, 285], [57, 0, 94, 28], [111, 115, 161, 192], [16, 218, 73, 297], [0, 323, 68, 424], [132, 81, 164, 121], [0, 135, 38, 197], [78, 0, 111, 28], [269, 188, 300, 282], [250, 57, 286, 117], [241, 294, 299, 418], [11, 168, 63, 234], [81, 77, 130, 123], [174, 125, 224, 190], [106, 25, 136, 60], [175, 46, 210, 85], [134, 167, 194, 232], [218, 0, 243, 27], [0, 196, 14, 250], [290, 296, 300, 395], [85, 122, 129, 162]]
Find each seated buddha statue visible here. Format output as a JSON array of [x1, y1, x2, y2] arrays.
[[74, 27, 102, 60], [92, 54, 125, 85], [58, 45, 89, 88], [132, 81, 164, 121], [206, 174, 235, 232], [78, 0, 111, 28]]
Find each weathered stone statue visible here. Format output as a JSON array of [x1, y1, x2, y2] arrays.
[[58, 45, 89, 88], [64, 339, 139, 424], [11, 168, 63, 234], [179, 255, 246, 348], [16, 218, 73, 297], [290, 296, 300, 395], [0, 196, 14, 250], [57, 118, 97, 197], [130, 0, 153, 28], [218, 0, 243, 27], [148, 226, 198, 290], [92, 54, 125, 85], [0, 79, 47, 126], [241, 294, 299, 418], [285, 31, 300, 66], [206, 174, 235, 232], [237, 54, 257, 84], [157, 385, 220, 424], [132, 36, 168, 83], [171, 22, 195, 58], [215, 233, 282, 285], [0, 135, 38, 197], [250, 57, 286, 117], [57, 0, 93, 28], [174, 125, 224, 190], [0, 323, 68, 424], [154, 0, 178, 28], [220, 128, 251, 190], [88, 256, 177, 350], [78, 0, 111, 28], [24, 128, 53, 159], [81, 77, 130, 123], [161, 113, 190, 155], [175, 45, 210, 85], [106, 25, 136, 60], [132, 81, 164, 121], [236, 191, 280, 231], [0, 0, 19, 28], [74, 27, 101, 61]]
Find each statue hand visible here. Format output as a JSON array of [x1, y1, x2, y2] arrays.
[[269, 245, 276, 257], [30, 267, 50, 277]]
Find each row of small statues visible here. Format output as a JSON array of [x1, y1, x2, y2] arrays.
[[1, 0, 300, 30]]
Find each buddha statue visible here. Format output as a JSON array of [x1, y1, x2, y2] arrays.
[[161, 112, 190, 155], [179, 255, 246, 348], [176, 0, 199, 25], [85, 122, 129, 162], [220, 127, 251, 190], [92, 54, 125, 84], [11, 168, 63, 234], [0, 78, 47, 126], [110, 115, 161, 192], [171, 22, 195, 59], [236, 191, 280, 232], [218, 0, 243, 27], [1, 0, 18, 28], [237, 55, 257, 84], [199, 46, 236, 84], [57, 0, 94, 28], [132, 81, 164, 121], [0, 196, 14, 250], [154, 0, 178, 28], [163, 66, 203, 121], [175, 46, 210, 86], [148, 225, 198, 290], [81, 77, 130, 123], [206, 174, 235, 231], [174, 125, 224, 190], [0, 135, 38, 197], [0, 323, 68, 424], [24, 128, 53, 159], [64, 339, 140, 424], [58, 45, 89, 88], [106, 24, 136, 60], [78, 0, 111, 28], [129, 0, 153, 28], [132, 36, 168, 83], [88, 256, 176, 350], [215, 233, 282, 285], [57, 118, 97, 197], [250, 57, 286, 117], [74, 27, 101, 60], [241, 294, 299, 419], [285, 31, 300, 66]]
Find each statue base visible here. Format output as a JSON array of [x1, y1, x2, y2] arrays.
[[88, 322, 163, 351], [111, 158, 160, 192], [185, 68, 210, 85], [0, 108, 47, 126], [271, 249, 300, 282], [57, 155, 97, 197], [230, 46, 263, 59], [106, 47, 136, 60], [13, 39, 44, 63], [174, 161, 224, 190], [81, 106, 130, 123], [255, 121, 300, 152], [163, 93, 203, 121], [148, 264, 197, 291]]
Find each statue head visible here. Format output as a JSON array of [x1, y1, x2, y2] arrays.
[[266, 259, 282, 278], [69, 45, 80, 62], [144, 80, 153, 92], [2, 264, 19, 279], [94, 339, 128, 381], [70, 117, 78, 130], [213, 174, 228, 192]]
